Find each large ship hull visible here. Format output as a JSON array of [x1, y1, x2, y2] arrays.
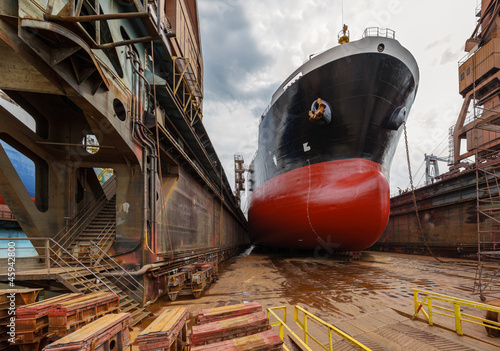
[[249, 33, 419, 251]]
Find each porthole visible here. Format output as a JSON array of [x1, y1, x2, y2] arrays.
[[113, 98, 127, 121], [377, 43, 385, 52]]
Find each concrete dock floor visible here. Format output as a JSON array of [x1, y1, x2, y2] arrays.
[[132, 250, 500, 350]]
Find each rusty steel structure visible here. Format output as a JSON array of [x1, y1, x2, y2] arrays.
[[379, 0, 500, 298], [0, 0, 248, 313]]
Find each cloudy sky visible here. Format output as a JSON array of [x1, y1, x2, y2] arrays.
[[198, 0, 479, 209]]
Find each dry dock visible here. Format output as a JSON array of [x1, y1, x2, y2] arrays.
[[133, 250, 500, 350]]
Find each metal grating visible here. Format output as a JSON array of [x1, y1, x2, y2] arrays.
[[375, 323, 476, 351]]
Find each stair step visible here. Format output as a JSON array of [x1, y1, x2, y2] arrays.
[[131, 310, 152, 326], [120, 302, 140, 313]]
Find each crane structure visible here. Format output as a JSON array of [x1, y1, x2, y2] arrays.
[[424, 154, 449, 185]]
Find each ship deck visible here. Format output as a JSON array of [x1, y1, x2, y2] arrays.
[[132, 250, 500, 350]]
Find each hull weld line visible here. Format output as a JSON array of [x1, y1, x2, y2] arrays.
[[306, 159, 326, 250]]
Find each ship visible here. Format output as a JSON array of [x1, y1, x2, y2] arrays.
[[248, 26, 419, 251]]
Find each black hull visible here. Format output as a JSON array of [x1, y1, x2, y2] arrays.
[[250, 38, 418, 190]]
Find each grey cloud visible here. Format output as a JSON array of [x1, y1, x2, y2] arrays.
[[200, 0, 273, 104]]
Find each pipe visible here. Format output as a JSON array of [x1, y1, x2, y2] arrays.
[[127, 48, 158, 254], [44, 12, 149, 22]]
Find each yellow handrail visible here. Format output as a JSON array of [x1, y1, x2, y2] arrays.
[[267, 306, 371, 351], [412, 288, 500, 336]]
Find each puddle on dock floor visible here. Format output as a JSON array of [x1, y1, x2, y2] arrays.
[[131, 250, 500, 350]]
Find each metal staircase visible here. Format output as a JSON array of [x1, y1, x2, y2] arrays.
[[22, 175, 152, 325], [62, 196, 117, 265]]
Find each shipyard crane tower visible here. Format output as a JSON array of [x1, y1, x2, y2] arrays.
[[452, 0, 500, 299]]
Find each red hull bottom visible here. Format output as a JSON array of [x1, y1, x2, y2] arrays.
[[248, 159, 390, 251]]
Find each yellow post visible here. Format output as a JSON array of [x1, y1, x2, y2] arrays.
[[328, 327, 333, 351], [304, 313, 308, 345], [414, 290, 419, 314], [454, 303, 463, 335], [428, 298, 433, 326]]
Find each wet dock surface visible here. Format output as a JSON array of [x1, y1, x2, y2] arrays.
[[133, 250, 500, 350]]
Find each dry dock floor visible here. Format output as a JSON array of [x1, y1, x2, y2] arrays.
[[133, 250, 500, 350]]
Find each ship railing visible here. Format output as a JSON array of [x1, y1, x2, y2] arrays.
[[267, 306, 371, 351], [362, 27, 395, 39], [412, 288, 500, 336]]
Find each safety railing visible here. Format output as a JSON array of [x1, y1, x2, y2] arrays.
[[89, 241, 145, 305], [362, 27, 395, 39], [267, 306, 371, 351], [412, 288, 500, 336], [0, 237, 115, 294]]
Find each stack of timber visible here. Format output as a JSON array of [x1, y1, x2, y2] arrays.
[[190, 311, 271, 345], [48, 292, 119, 338], [0, 289, 42, 351], [15, 293, 83, 351], [136, 307, 188, 351], [190, 330, 283, 351], [196, 302, 262, 324], [191, 303, 282, 350], [43, 313, 131, 351]]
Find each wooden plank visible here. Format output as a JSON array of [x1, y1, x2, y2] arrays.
[[15, 293, 83, 345], [197, 302, 263, 324], [191, 312, 271, 346], [191, 330, 283, 351], [44, 313, 131, 350], [136, 307, 188, 350]]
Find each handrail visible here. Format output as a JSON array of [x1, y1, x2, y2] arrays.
[[362, 27, 395, 39], [49, 238, 116, 293], [53, 175, 116, 248], [0, 237, 116, 294], [267, 307, 313, 351], [267, 306, 371, 351], [89, 241, 144, 304], [90, 241, 144, 290], [412, 288, 500, 336]]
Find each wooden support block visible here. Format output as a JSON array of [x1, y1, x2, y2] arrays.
[[48, 292, 119, 338], [191, 329, 283, 351], [137, 307, 188, 351], [44, 313, 131, 350], [197, 302, 263, 324], [190, 311, 271, 346], [15, 293, 83, 345]]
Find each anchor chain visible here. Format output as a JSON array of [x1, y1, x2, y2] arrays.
[[403, 121, 443, 263]]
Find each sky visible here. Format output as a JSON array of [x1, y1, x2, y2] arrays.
[[198, 0, 480, 209]]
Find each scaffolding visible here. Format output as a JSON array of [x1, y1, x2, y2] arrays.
[[472, 102, 500, 299], [453, 0, 500, 299]]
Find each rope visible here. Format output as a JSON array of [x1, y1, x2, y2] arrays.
[[403, 121, 444, 263]]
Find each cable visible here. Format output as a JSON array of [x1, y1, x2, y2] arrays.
[[403, 121, 444, 263]]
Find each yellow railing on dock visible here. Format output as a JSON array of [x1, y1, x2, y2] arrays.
[[412, 288, 500, 336], [267, 306, 371, 351]]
